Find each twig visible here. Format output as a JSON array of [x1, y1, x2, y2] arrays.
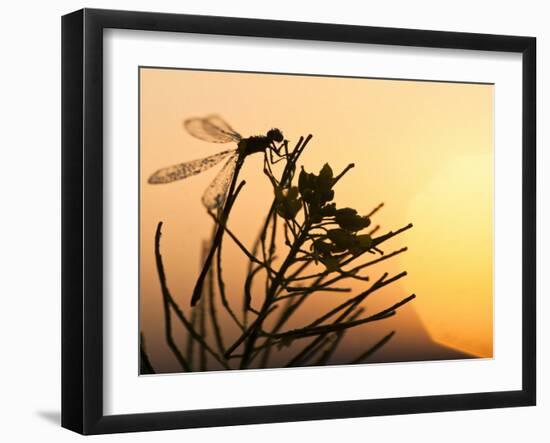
[[276, 286, 351, 300], [155, 222, 229, 369], [191, 156, 246, 306], [283, 272, 405, 367], [166, 296, 229, 369], [208, 256, 225, 356], [207, 209, 277, 276], [335, 224, 413, 269], [257, 296, 296, 368], [240, 135, 313, 335], [366, 202, 384, 218], [236, 138, 314, 367], [198, 284, 207, 371], [239, 219, 312, 367], [367, 225, 380, 235], [186, 301, 197, 368], [244, 264, 265, 314], [260, 252, 408, 367], [308, 272, 407, 328], [154, 222, 191, 372], [140, 333, 156, 374], [224, 304, 279, 359], [216, 233, 244, 330], [372, 223, 413, 248], [313, 309, 364, 366], [270, 294, 415, 341], [350, 331, 396, 364], [333, 163, 355, 185]]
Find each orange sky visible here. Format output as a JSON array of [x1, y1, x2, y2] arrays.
[[139, 67, 493, 371]]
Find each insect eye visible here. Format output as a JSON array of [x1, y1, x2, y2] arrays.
[[268, 128, 284, 142]]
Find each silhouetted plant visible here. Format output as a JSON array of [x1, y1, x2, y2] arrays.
[[142, 134, 415, 373]]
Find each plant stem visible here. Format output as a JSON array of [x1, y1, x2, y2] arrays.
[[155, 222, 229, 369], [313, 309, 364, 366], [243, 135, 312, 314], [208, 257, 225, 357], [215, 231, 243, 330], [191, 155, 245, 306], [238, 220, 312, 367], [282, 295, 414, 367], [199, 284, 207, 371], [154, 222, 191, 372], [350, 331, 396, 364], [140, 333, 156, 375]]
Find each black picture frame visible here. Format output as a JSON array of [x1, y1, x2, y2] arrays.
[[61, 8, 536, 435]]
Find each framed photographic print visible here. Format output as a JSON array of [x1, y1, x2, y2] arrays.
[[61, 8, 536, 434]]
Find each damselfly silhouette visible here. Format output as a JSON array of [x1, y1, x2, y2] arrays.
[[148, 115, 286, 306]]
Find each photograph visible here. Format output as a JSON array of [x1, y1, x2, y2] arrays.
[[138, 67, 494, 374]]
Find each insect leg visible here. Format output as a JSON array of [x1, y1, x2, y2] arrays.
[[269, 142, 288, 165], [275, 139, 289, 157], [263, 151, 278, 186]]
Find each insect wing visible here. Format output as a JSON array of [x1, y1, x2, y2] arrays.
[[148, 149, 236, 184], [201, 151, 239, 209], [184, 115, 242, 143], [204, 115, 242, 139]]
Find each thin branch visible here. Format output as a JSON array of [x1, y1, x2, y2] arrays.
[[216, 234, 244, 330], [372, 223, 413, 248], [166, 296, 229, 369], [313, 309, 364, 366], [241, 135, 313, 335], [269, 294, 415, 340], [284, 245, 407, 288], [345, 247, 408, 273], [333, 163, 355, 186], [186, 300, 197, 368], [224, 304, 279, 359], [350, 331, 396, 364], [190, 158, 246, 306], [366, 202, 384, 218], [208, 209, 277, 276], [155, 222, 229, 369], [367, 225, 380, 235], [198, 284, 207, 371], [308, 272, 407, 328], [154, 222, 191, 372], [140, 333, 156, 375], [244, 264, 265, 313], [268, 210, 278, 260], [283, 274, 407, 368], [276, 286, 351, 300], [269, 308, 366, 368], [283, 260, 314, 284], [334, 224, 412, 271], [257, 296, 296, 368], [239, 219, 312, 367], [208, 260, 225, 356], [260, 250, 408, 367]]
